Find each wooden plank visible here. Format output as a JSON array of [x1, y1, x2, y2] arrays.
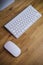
[[0, 0, 43, 65]]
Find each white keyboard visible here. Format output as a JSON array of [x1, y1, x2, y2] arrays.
[[4, 5, 42, 38]]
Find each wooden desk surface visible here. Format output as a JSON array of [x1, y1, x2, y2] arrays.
[[0, 0, 43, 65]]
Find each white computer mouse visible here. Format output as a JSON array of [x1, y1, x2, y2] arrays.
[[4, 41, 21, 57]]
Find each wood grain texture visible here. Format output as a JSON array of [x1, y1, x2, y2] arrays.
[[0, 0, 43, 65]]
